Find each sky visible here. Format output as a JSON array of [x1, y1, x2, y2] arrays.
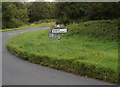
[[27, 0, 35, 2], [27, 0, 54, 2]]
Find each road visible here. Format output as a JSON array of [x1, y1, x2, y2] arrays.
[[2, 27, 113, 85]]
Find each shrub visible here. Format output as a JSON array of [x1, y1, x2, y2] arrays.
[[66, 19, 119, 42]]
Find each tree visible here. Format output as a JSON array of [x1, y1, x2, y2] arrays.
[[85, 2, 120, 20], [54, 2, 120, 25], [27, 2, 55, 23], [2, 2, 29, 29], [54, 2, 87, 25]]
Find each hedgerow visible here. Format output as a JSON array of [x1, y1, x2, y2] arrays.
[[66, 19, 119, 42]]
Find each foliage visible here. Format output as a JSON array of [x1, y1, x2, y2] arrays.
[[27, 2, 55, 23], [55, 2, 87, 25], [86, 2, 120, 20], [2, 2, 29, 29], [33, 19, 56, 24], [66, 19, 119, 42], [55, 2, 120, 25], [7, 20, 118, 84], [2, 2, 55, 29], [2, 2, 120, 28]]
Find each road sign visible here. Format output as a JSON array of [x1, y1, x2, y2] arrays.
[[57, 34, 61, 40], [49, 33, 54, 38], [49, 33, 61, 40], [52, 29, 67, 33], [55, 24, 63, 28], [49, 26, 67, 45]]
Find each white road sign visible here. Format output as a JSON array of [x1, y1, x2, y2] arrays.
[[49, 27, 67, 45], [49, 33, 61, 40], [52, 29, 67, 33], [55, 24, 63, 28], [49, 33, 54, 38]]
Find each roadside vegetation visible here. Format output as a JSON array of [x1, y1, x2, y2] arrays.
[[2, 2, 119, 29], [0, 21, 55, 32], [66, 19, 119, 42], [7, 19, 118, 84]]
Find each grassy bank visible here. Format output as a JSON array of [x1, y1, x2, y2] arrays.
[[7, 20, 118, 84], [0, 22, 55, 32]]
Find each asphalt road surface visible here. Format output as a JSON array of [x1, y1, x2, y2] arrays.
[[2, 27, 113, 85]]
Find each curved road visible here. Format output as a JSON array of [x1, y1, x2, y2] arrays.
[[2, 27, 112, 85]]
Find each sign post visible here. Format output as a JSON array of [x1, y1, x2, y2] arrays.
[[49, 24, 67, 45], [50, 38, 52, 44], [49, 33, 53, 44], [58, 34, 61, 45]]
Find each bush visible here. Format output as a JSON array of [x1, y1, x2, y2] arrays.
[[34, 19, 56, 24], [66, 19, 119, 42]]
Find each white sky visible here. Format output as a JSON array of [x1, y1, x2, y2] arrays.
[[27, 0, 35, 2], [27, 0, 54, 2]]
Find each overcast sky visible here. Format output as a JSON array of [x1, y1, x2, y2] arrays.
[[27, 0, 54, 2], [27, 0, 35, 2]]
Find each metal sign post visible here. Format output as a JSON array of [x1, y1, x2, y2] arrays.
[[58, 40, 60, 45], [49, 33, 53, 44], [50, 38, 52, 44], [58, 34, 61, 45]]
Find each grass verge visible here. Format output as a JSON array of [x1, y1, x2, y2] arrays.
[[7, 26, 118, 84]]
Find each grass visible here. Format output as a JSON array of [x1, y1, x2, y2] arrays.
[[0, 22, 55, 32], [7, 19, 119, 84]]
